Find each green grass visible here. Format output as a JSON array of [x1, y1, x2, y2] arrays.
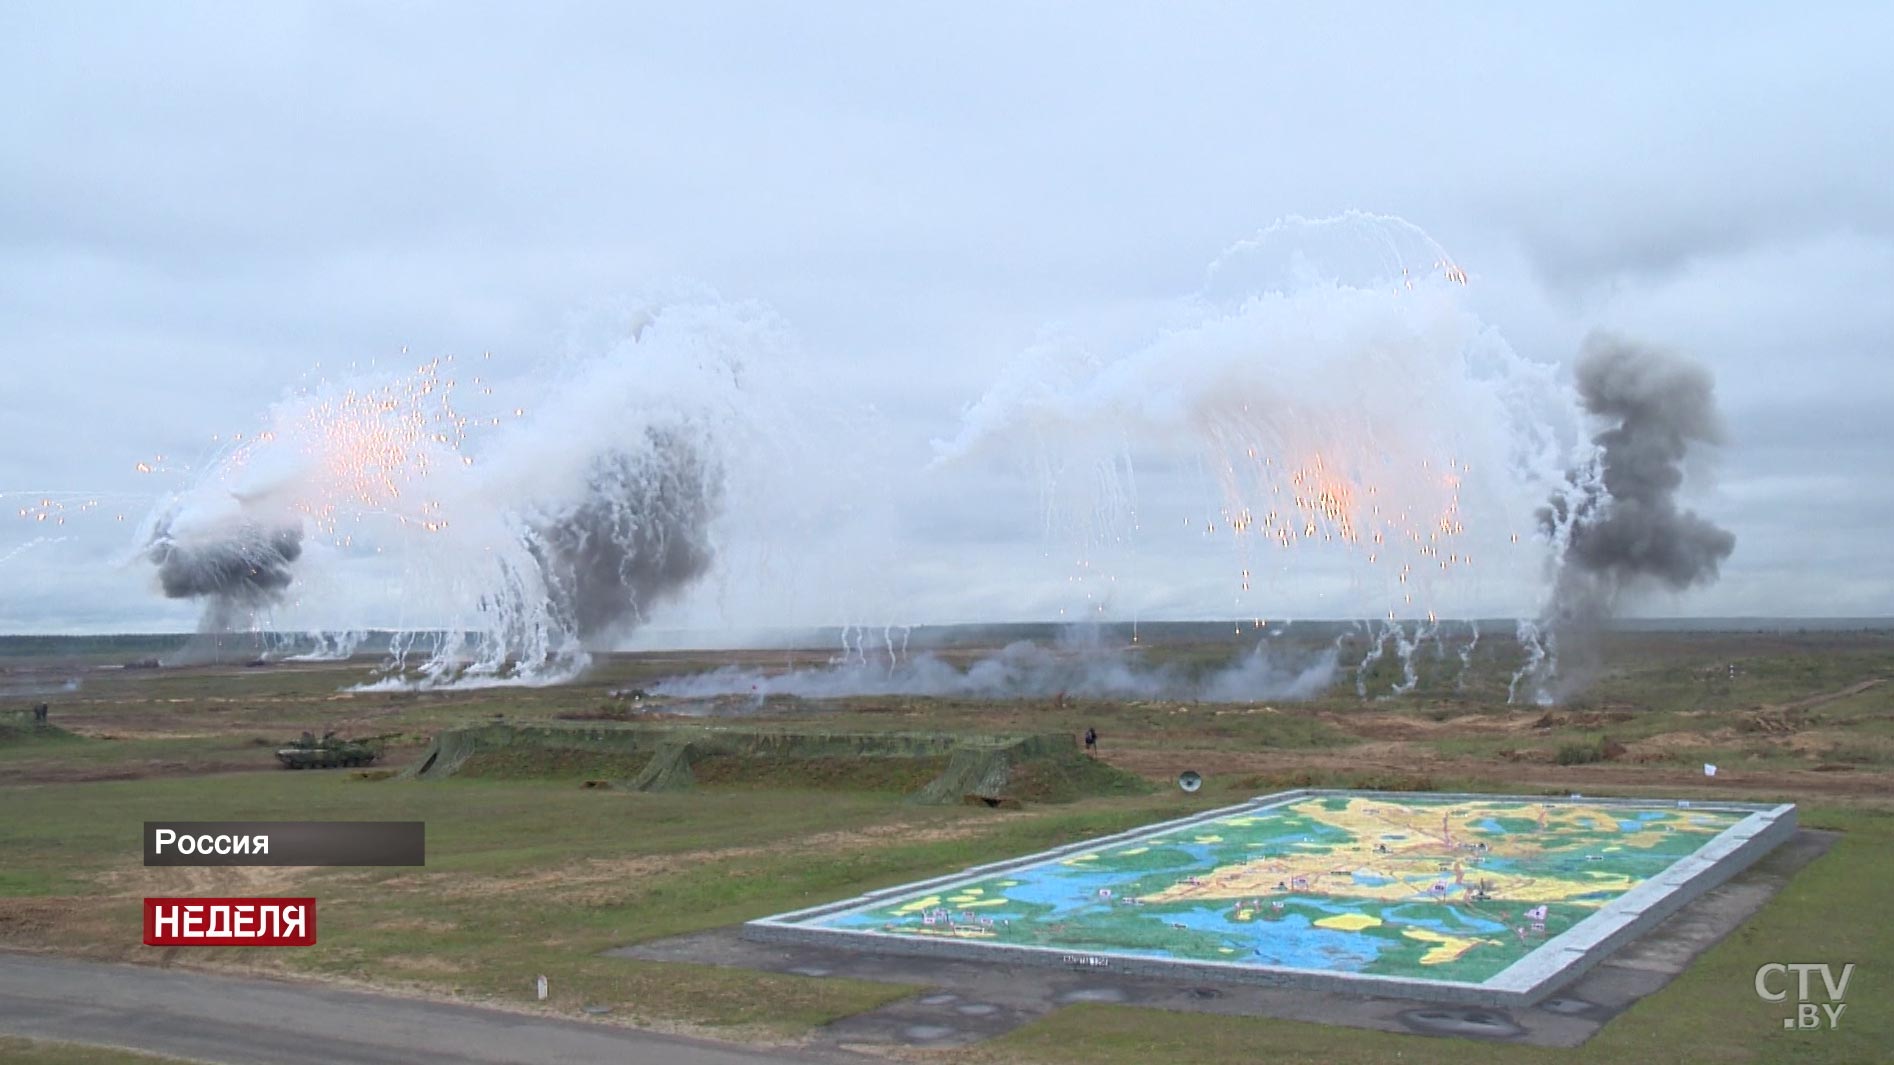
[[1557, 735, 1609, 765], [959, 805, 1893, 1065], [1573, 650, 1892, 716], [0, 769, 1198, 1035], [0, 733, 262, 769], [1230, 766, 1442, 793], [0, 1038, 195, 1064], [1806, 686, 1894, 721], [0, 723, 86, 750], [1818, 740, 1894, 766]]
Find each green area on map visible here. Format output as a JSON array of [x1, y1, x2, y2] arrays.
[[814, 796, 1746, 982]]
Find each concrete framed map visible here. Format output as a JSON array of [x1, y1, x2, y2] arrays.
[[747, 790, 1796, 1005]]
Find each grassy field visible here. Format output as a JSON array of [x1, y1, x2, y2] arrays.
[[0, 1038, 196, 1064], [0, 767, 1203, 1035], [1, 627, 1890, 1061]]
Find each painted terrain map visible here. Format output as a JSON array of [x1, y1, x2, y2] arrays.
[[814, 795, 1748, 982]]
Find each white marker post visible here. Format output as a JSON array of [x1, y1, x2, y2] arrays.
[[536, 975, 548, 1001]]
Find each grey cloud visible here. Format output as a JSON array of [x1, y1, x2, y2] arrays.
[[1558, 337, 1736, 592], [530, 428, 724, 646], [1521, 335, 1739, 698], [145, 515, 304, 636]]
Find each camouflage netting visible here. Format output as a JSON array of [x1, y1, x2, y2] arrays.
[[629, 741, 695, 791], [400, 722, 1148, 804]]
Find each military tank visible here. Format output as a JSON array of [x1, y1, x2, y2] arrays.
[[275, 731, 387, 770]]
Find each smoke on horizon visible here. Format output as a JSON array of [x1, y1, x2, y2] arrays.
[[651, 630, 1339, 704]]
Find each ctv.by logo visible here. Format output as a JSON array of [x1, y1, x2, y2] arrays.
[[1755, 963, 1853, 1029]]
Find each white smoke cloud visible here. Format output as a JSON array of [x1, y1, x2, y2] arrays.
[[934, 212, 1582, 632], [136, 295, 840, 686], [652, 631, 1338, 704]]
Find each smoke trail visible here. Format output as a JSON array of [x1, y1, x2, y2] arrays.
[[1354, 621, 1389, 698], [0, 536, 67, 566], [285, 629, 367, 661], [1515, 334, 1736, 700], [1509, 617, 1549, 703], [1455, 618, 1479, 691], [1391, 619, 1428, 695], [1344, 619, 1425, 698]]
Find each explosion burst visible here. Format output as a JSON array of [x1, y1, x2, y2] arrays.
[[931, 211, 1573, 696], [130, 298, 803, 685], [11, 216, 1734, 702]]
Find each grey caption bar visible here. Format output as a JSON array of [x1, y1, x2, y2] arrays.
[[143, 821, 425, 867]]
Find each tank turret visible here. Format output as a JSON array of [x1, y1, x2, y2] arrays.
[[275, 731, 387, 769]]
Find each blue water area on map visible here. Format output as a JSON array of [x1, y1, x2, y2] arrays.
[[801, 797, 1755, 984]]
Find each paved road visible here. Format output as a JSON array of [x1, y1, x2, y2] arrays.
[[0, 953, 833, 1065]]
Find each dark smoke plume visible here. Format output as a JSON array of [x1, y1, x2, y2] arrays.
[[1521, 333, 1735, 698], [146, 517, 305, 659], [531, 425, 724, 644]]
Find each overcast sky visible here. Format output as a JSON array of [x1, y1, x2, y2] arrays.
[[3, 2, 1890, 635]]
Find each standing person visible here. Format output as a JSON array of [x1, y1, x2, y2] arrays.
[[1084, 726, 1098, 756]]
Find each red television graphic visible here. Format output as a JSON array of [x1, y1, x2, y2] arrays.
[[143, 897, 317, 947]]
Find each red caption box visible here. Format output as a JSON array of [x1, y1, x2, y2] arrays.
[[143, 897, 317, 946]]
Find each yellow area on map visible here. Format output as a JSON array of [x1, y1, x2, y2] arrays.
[[1315, 913, 1382, 932], [1061, 853, 1099, 866], [894, 895, 942, 915], [1403, 927, 1494, 965], [1141, 797, 1692, 908], [1118, 847, 1149, 856]]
